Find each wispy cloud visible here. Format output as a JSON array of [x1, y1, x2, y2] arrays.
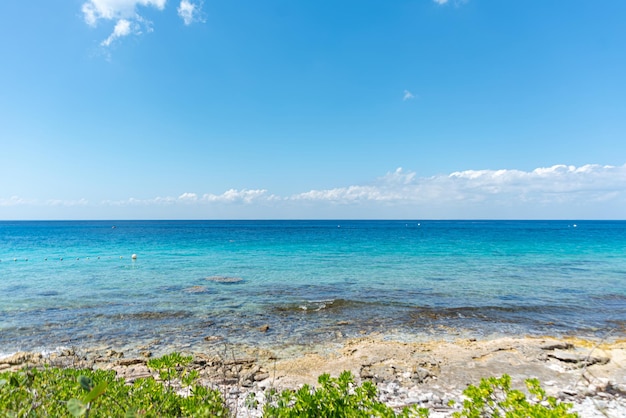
[[403, 90, 415, 101], [178, 0, 205, 26], [82, 0, 204, 47], [101, 18, 133, 46], [433, 0, 449, 5], [3, 164, 625, 218]]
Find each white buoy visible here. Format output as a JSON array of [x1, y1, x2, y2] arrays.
[[131, 254, 137, 260]]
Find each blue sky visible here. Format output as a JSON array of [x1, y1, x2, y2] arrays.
[[1, 0, 625, 219]]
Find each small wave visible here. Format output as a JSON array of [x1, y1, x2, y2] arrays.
[[273, 298, 369, 314]]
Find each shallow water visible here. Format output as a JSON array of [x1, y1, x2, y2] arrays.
[[1, 220, 625, 356]]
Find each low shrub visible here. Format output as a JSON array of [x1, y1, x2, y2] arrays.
[[452, 374, 578, 418], [262, 370, 429, 417], [0, 354, 577, 418]]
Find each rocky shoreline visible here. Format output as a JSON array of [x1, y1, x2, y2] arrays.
[[2, 335, 625, 417]]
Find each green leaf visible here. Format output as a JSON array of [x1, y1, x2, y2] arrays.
[[67, 398, 88, 417], [78, 375, 94, 392], [84, 381, 108, 403]]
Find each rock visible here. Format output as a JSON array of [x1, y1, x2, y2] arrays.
[[259, 324, 270, 332], [360, 366, 374, 379], [0, 352, 42, 365], [206, 276, 244, 284], [540, 342, 575, 351], [412, 367, 432, 383], [204, 336, 223, 342], [254, 372, 270, 381], [548, 350, 610, 367], [183, 285, 209, 293], [105, 349, 124, 359], [117, 358, 145, 366], [140, 350, 152, 358]]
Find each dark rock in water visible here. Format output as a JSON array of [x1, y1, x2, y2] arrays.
[[204, 335, 223, 342], [259, 324, 270, 332], [206, 276, 244, 284], [113, 310, 192, 320]]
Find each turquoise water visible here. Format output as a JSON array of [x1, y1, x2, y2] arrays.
[[1, 220, 625, 356]]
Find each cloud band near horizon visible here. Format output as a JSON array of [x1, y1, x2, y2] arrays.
[[2, 164, 625, 218]]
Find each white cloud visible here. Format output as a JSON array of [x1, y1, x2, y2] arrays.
[[403, 90, 415, 101], [82, 0, 167, 47], [3, 164, 626, 219], [202, 189, 274, 204], [82, 0, 166, 25], [45, 198, 90, 207], [178, 192, 198, 201], [433, 0, 449, 4], [101, 19, 132, 46], [178, 0, 204, 25], [290, 164, 626, 208]]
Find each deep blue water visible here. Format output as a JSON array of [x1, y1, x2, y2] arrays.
[[1, 220, 625, 356]]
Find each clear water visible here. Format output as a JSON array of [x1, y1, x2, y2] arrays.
[[1, 220, 625, 356]]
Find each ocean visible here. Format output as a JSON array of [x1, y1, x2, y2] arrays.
[[1, 220, 625, 357]]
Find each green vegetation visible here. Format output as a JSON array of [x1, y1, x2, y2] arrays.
[[262, 370, 429, 417], [0, 353, 228, 417], [452, 374, 577, 418], [0, 353, 577, 417]]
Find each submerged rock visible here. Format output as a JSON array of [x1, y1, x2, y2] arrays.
[[183, 285, 210, 293], [206, 276, 244, 284]]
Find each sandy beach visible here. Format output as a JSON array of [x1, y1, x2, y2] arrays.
[[2, 334, 625, 417]]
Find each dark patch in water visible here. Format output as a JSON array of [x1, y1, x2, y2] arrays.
[[206, 276, 245, 284], [407, 305, 569, 326], [4, 284, 29, 293], [38, 290, 60, 297], [591, 293, 626, 302], [108, 311, 193, 320]]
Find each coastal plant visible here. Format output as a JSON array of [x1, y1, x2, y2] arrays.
[[146, 352, 195, 391], [0, 353, 228, 417], [262, 370, 429, 417], [451, 374, 578, 418]]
